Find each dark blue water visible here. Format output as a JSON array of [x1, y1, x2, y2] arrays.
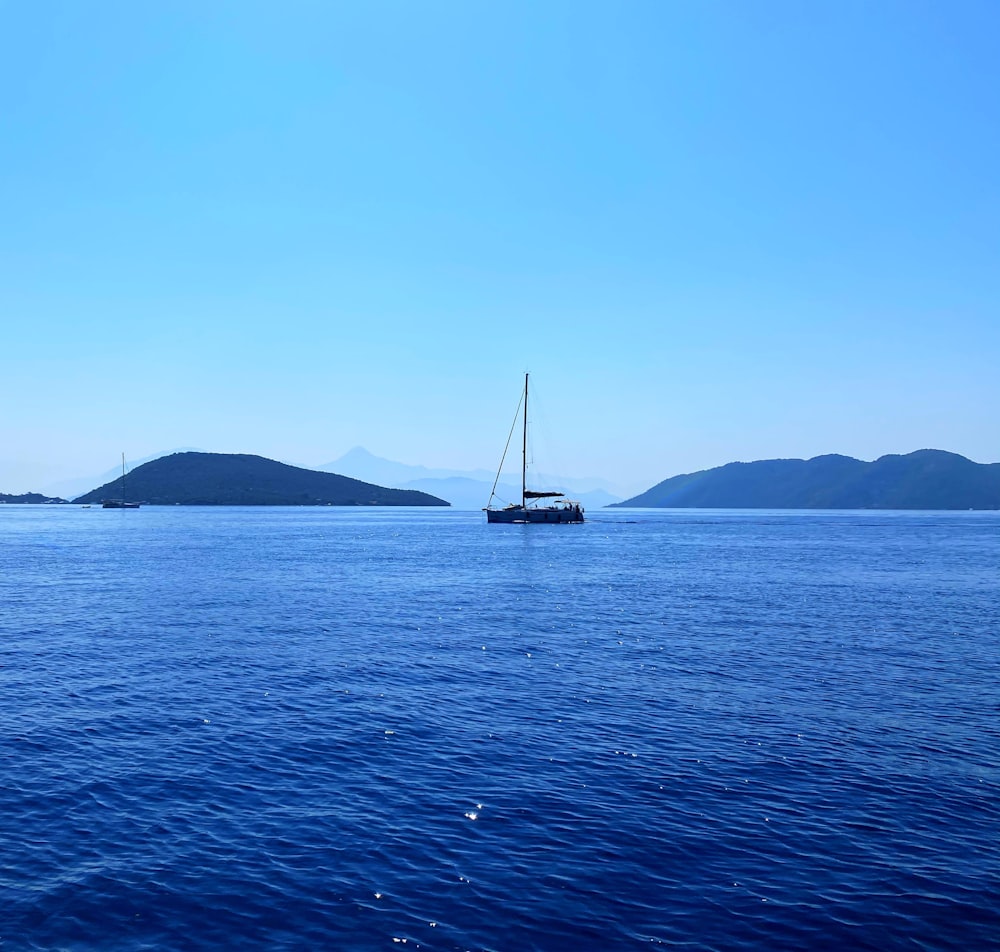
[[1, 506, 998, 950]]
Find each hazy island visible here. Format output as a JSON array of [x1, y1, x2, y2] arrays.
[[0, 493, 68, 505], [614, 449, 1000, 510], [72, 452, 450, 507]]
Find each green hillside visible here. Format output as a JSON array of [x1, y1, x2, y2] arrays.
[[74, 452, 450, 506], [615, 450, 1000, 510]]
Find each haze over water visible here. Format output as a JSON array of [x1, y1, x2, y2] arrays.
[[2, 506, 997, 950]]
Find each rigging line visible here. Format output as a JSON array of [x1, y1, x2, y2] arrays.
[[488, 389, 525, 504]]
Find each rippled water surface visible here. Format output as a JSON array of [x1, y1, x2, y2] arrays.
[[2, 506, 998, 950]]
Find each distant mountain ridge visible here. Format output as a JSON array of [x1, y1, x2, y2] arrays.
[[319, 447, 498, 488], [319, 446, 625, 510], [615, 450, 1000, 510], [73, 453, 449, 506]]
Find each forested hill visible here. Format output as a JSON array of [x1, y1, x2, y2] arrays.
[[74, 452, 450, 506], [614, 450, 1000, 510]]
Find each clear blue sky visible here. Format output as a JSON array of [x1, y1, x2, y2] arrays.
[[2, 0, 998, 494]]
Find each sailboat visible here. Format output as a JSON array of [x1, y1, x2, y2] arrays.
[[102, 453, 140, 509], [485, 374, 584, 524]]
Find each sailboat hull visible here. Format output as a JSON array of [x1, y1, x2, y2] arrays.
[[485, 505, 583, 524]]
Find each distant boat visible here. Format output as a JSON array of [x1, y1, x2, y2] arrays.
[[485, 374, 584, 524], [103, 453, 140, 509]]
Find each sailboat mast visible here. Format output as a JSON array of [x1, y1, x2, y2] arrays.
[[522, 373, 528, 508], [121, 452, 126, 503]]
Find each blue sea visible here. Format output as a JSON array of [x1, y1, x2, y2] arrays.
[[1, 506, 998, 951]]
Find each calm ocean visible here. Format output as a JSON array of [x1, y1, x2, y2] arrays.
[[1, 506, 998, 951]]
